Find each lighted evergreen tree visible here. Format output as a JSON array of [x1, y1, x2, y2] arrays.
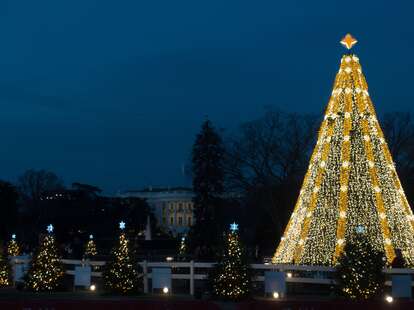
[[84, 234, 97, 259], [26, 224, 64, 291], [188, 119, 225, 257], [212, 223, 251, 300], [0, 252, 11, 287], [274, 34, 414, 266], [336, 230, 385, 299], [103, 221, 140, 294], [7, 234, 20, 257]]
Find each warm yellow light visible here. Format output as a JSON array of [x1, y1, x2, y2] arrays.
[[163, 286, 169, 294], [286, 272, 292, 278], [90, 284, 96, 291], [385, 295, 393, 303], [273, 291, 280, 299]]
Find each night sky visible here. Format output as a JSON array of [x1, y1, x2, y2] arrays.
[[1, 1, 413, 193]]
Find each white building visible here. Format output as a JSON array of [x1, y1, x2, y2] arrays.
[[119, 187, 195, 236]]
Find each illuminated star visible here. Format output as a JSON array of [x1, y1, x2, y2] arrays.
[[230, 222, 239, 232], [11, 234, 16, 240], [89, 234, 94, 240], [340, 33, 358, 50], [356, 225, 365, 234], [47, 224, 54, 233], [119, 221, 126, 230]]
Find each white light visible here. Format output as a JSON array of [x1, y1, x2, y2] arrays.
[[273, 291, 280, 299], [47, 224, 54, 233], [230, 222, 239, 232], [11, 234, 16, 240], [119, 221, 126, 230], [287, 272, 292, 278], [89, 234, 94, 240], [163, 286, 169, 294], [166, 256, 173, 262], [90, 284, 96, 291], [385, 295, 393, 303]]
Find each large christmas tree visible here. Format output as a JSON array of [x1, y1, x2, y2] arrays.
[[273, 34, 414, 266], [26, 224, 65, 291]]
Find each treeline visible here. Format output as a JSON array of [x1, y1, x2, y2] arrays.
[[0, 170, 154, 255]]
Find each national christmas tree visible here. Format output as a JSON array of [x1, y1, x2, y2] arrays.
[[26, 224, 65, 291], [336, 230, 385, 299], [212, 223, 250, 300], [7, 234, 20, 257], [273, 34, 414, 266], [103, 221, 140, 294], [84, 234, 97, 259], [0, 252, 11, 287]]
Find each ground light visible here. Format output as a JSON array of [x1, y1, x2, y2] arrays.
[[385, 295, 393, 303], [273, 291, 280, 299], [90, 284, 96, 291], [163, 287, 169, 294], [287, 272, 292, 278]]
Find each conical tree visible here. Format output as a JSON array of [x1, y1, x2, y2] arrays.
[[84, 234, 97, 259], [336, 230, 385, 299], [7, 234, 20, 257], [103, 221, 140, 294], [212, 223, 251, 300], [0, 252, 11, 287], [188, 119, 225, 257], [273, 34, 414, 266], [26, 224, 64, 291]]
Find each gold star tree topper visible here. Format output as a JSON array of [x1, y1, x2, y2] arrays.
[[340, 33, 358, 49]]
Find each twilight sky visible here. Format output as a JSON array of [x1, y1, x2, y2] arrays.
[[1, 1, 413, 193]]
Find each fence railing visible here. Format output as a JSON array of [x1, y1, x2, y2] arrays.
[[10, 257, 414, 295]]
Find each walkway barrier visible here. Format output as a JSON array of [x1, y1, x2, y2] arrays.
[[9, 257, 414, 295]]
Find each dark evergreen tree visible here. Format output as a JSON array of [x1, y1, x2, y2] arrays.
[[336, 233, 385, 300], [188, 119, 225, 258], [103, 224, 141, 294], [211, 224, 251, 300]]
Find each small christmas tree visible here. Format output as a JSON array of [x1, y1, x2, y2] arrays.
[[84, 234, 97, 259], [103, 221, 140, 294], [212, 223, 251, 300], [0, 252, 11, 287], [178, 236, 187, 256], [26, 224, 65, 291], [7, 234, 20, 257], [336, 229, 385, 300]]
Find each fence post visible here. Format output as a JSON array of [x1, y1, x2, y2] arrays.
[[190, 260, 194, 296], [143, 260, 148, 294]]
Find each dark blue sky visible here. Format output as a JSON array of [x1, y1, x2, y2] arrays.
[[1, 1, 413, 193]]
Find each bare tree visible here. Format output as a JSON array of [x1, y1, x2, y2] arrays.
[[224, 110, 318, 252], [17, 169, 64, 202]]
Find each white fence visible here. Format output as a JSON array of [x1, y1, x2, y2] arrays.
[[10, 257, 414, 295]]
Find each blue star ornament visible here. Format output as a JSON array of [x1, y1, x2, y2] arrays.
[[119, 221, 126, 230], [47, 224, 54, 233], [11, 234, 16, 240], [89, 234, 94, 240], [230, 222, 239, 232]]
